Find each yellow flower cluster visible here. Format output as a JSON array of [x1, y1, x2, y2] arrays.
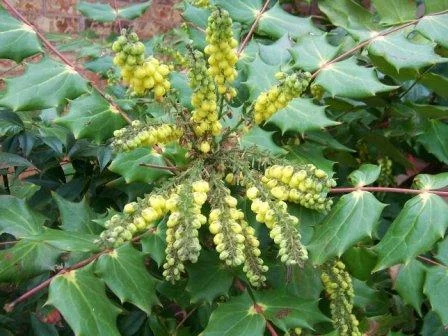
[[253, 72, 311, 124], [187, 50, 222, 138], [163, 180, 209, 282], [112, 31, 171, 99], [262, 164, 336, 212], [321, 260, 361, 336], [247, 186, 308, 266], [112, 120, 182, 152], [192, 0, 210, 8], [241, 222, 268, 287], [204, 8, 238, 98]]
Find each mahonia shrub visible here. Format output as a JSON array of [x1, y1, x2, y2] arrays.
[[0, 1, 448, 336]]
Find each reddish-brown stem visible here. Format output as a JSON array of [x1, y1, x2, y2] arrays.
[[1, 0, 132, 124], [417, 256, 447, 268], [175, 306, 198, 331], [266, 321, 279, 336], [330, 187, 448, 197], [237, 0, 271, 56], [139, 163, 178, 172], [113, 0, 122, 31]]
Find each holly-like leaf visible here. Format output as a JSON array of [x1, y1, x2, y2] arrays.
[[424, 0, 448, 14], [422, 311, 447, 336], [27, 229, 100, 253], [244, 56, 279, 101], [183, 3, 211, 28], [0, 152, 34, 168], [0, 58, 89, 111], [47, 268, 121, 336], [95, 244, 160, 314], [308, 191, 386, 265], [267, 98, 339, 135], [109, 149, 172, 184], [374, 193, 448, 271], [0, 195, 45, 237], [372, 0, 416, 25], [186, 251, 233, 304], [258, 34, 292, 66], [55, 93, 126, 144], [424, 266, 448, 324], [141, 224, 166, 267], [348, 164, 381, 187], [416, 13, 448, 49], [290, 34, 340, 72], [77, 2, 116, 21], [436, 236, 448, 265], [84, 56, 115, 76], [285, 143, 335, 175], [0, 8, 42, 62], [200, 292, 265, 336], [368, 31, 446, 71], [214, 0, 261, 25], [395, 260, 426, 315], [417, 119, 448, 164], [241, 126, 286, 155], [257, 3, 321, 39], [342, 246, 377, 281], [413, 172, 448, 190], [117, 1, 152, 20], [314, 57, 397, 98], [0, 109, 24, 136]]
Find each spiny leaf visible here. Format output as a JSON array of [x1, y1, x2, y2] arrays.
[[77, 1, 151, 21], [416, 13, 448, 49], [285, 143, 335, 175], [95, 244, 160, 314], [374, 193, 448, 271], [0, 8, 42, 62], [413, 172, 448, 190], [308, 191, 386, 265], [314, 57, 397, 98], [436, 236, 448, 265], [0, 109, 23, 137], [348, 164, 381, 187], [290, 34, 340, 72], [214, 0, 261, 25], [417, 119, 448, 164], [182, 3, 211, 28], [424, 266, 448, 324], [241, 126, 286, 155], [258, 34, 292, 66], [141, 224, 166, 267], [372, 0, 416, 25], [267, 98, 339, 135], [26, 229, 100, 253], [395, 260, 426, 315], [0, 152, 34, 168], [244, 55, 279, 101], [55, 93, 126, 144], [0, 57, 89, 111], [257, 3, 321, 39], [117, 1, 152, 20], [424, 0, 448, 14], [48, 268, 121, 336]]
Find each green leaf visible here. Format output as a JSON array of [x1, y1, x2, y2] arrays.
[[424, 266, 448, 324], [0, 240, 59, 282], [372, 0, 416, 25], [314, 57, 397, 98], [47, 268, 121, 336], [27, 229, 99, 253], [368, 31, 446, 71], [200, 292, 265, 336], [0, 109, 23, 136], [257, 3, 321, 39], [55, 93, 126, 144], [0, 195, 45, 237], [255, 290, 329, 331], [406, 103, 448, 119], [348, 164, 381, 187], [53, 193, 101, 234], [0, 58, 89, 111], [244, 56, 279, 101], [290, 34, 340, 72], [374, 194, 448, 271], [414, 172, 448, 190], [424, 0, 448, 14], [436, 236, 448, 265], [141, 225, 166, 267], [0, 152, 34, 168], [109, 149, 172, 184], [416, 13, 448, 49], [267, 98, 339, 135], [422, 311, 447, 336], [308, 191, 385, 265], [285, 143, 335, 175], [342, 246, 377, 281], [182, 3, 211, 28], [214, 0, 261, 25], [0, 8, 42, 62], [395, 260, 426, 315], [77, 1, 116, 21], [241, 126, 286, 155], [258, 34, 292, 66], [117, 1, 152, 20], [84, 56, 115, 76], [95, 244, 159, 314], [417, 119, 448, 164], [186, 251, 233, 304]]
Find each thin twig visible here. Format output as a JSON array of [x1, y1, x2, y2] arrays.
[[175, 306, 198, 331], [0, 240, 18, 247], [139, 163, 178, 172], [330, 186, 448, 197], [417, 255, 447, 268], [266, 321, 279, 336], [1, 0, 132, 124], [237, 0, 271, 56]]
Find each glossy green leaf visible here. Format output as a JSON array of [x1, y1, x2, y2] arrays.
[[342, 246, 377, 281], [424, 0, 448, 14], [267, 98, 338, 135], [348, 164, 381, 187], [117, 1, 152, 20], [436, 236, 448, 265], [374, 193, 448, 271], [77, 2, 116, 21], [314, 57, 397, 98], [27, 229, 99, 253], [214, 0, 261, 25], [48, 268, 121, 336], [424, 266, 448, 324], [56, 93, 126, 144], [290, 34, 340, 72], [241, 126, 286, 155], [109, 149, 172, 184], [84, 55, 115, 76], [257, 3, 321, 39], [186, 251, 233, 304], [141, 225, 166, 267], [406, 103, 448, 119], [258, 34, 292, 66], [395, 260, 426, 315], [421, 311, 447, 336], [372, 0, 416, 25], [416, 13, 448, 49], [0, 109, 23, 136], [200, 292, 265, 336], [95, 244, 159, 314], [0, 8, 42, 62], [308, 191, 385, 265], [0, 195, 45, 237], [244, 56, 279, 101], [417, 119, 448, 164], [285, 143, 335, 175], [0, 152, 34, 168], [413, 172, 448, 190], [0, 58, 89, 111], [182, 3, 211, 28]]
